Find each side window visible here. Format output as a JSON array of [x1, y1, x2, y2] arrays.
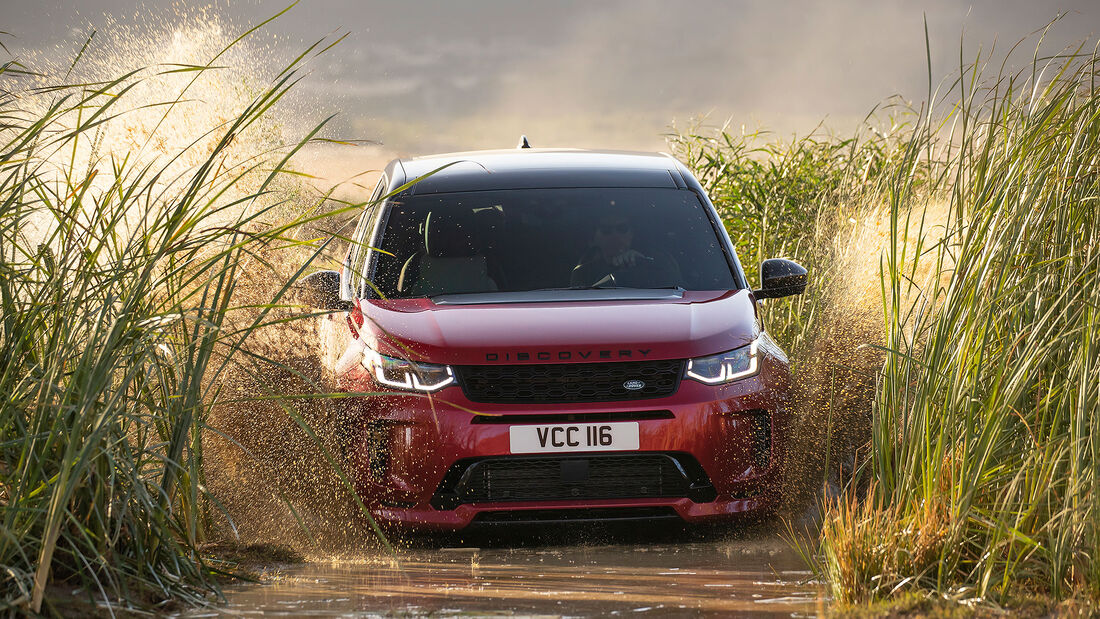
[[356, 196, 388, 299], [341, 177, 387, 300]]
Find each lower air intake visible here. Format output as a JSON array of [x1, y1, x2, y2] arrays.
[[431, 453, 715, 509], [473, 506, 680, 524]]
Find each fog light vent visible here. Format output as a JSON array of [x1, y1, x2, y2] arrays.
[[749, 410, 771, 469], [365, 421, 391, 484]]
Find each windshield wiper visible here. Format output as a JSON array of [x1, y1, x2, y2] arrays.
[[565, 284, 622, 290]]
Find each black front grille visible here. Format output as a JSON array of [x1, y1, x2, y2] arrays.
[[431, 453, 714, 509], [454, 359, 685, 404]]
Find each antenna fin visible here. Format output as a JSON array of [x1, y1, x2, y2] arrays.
[[517, 135, 531, 149]]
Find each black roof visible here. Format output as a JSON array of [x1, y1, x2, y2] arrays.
[[384, 148, 697, 195]]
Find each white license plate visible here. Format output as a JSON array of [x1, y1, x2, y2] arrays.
[[509, 422, 640, 454]]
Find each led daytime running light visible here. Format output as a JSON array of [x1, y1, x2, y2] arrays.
[[685, 339, 759, 384], [363, 349, 456, 393]]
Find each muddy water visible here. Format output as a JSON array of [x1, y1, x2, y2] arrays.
[[193, 525, 824, 617]]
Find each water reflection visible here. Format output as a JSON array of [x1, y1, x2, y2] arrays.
[[190, 524, 824, 617]]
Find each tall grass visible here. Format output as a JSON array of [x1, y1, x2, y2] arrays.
[[820, 38, 1100, 604], [673, 22, 1099, 608], [0, 16, 360, 613]]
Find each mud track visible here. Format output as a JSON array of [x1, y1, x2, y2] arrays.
[[193, 524, 822, 616]]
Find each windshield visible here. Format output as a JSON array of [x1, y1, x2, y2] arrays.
[[365, 188, 737, 298]]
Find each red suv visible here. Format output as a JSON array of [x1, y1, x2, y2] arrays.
[[303, 148, 806, 530]]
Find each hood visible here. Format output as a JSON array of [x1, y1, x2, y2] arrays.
[[360, 290, 760, 365]]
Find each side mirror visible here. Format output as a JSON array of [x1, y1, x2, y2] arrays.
[[753, 258, 807, 299], [298, 270, 353, 311]]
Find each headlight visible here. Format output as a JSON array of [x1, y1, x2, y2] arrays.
[[684, 340, 759, 384], [363, 349, 455, 393]]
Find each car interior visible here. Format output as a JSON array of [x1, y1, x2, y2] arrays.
[[369, 188, 736, 298]]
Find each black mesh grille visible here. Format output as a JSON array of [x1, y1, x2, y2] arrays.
[[431, 453, 706, 508], [454, 359, 684, 403]]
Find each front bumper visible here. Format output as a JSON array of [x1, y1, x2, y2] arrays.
[[338, 359, 790, 531]]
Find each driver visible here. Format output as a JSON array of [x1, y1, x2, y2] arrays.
[[570, 213, 681, 288]]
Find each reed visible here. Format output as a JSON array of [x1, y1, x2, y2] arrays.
[[0, 15, 363, 613], [673, 22, 1099, 608], [828, 36, 1100, 604]]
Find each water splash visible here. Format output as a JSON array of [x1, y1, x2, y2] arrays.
[[11, 7, 310, 243], [8, 7, 375, 554], [782, 197, 951, 524]]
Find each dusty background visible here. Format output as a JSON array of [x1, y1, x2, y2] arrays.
[[6, 0, 1100, 160]]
